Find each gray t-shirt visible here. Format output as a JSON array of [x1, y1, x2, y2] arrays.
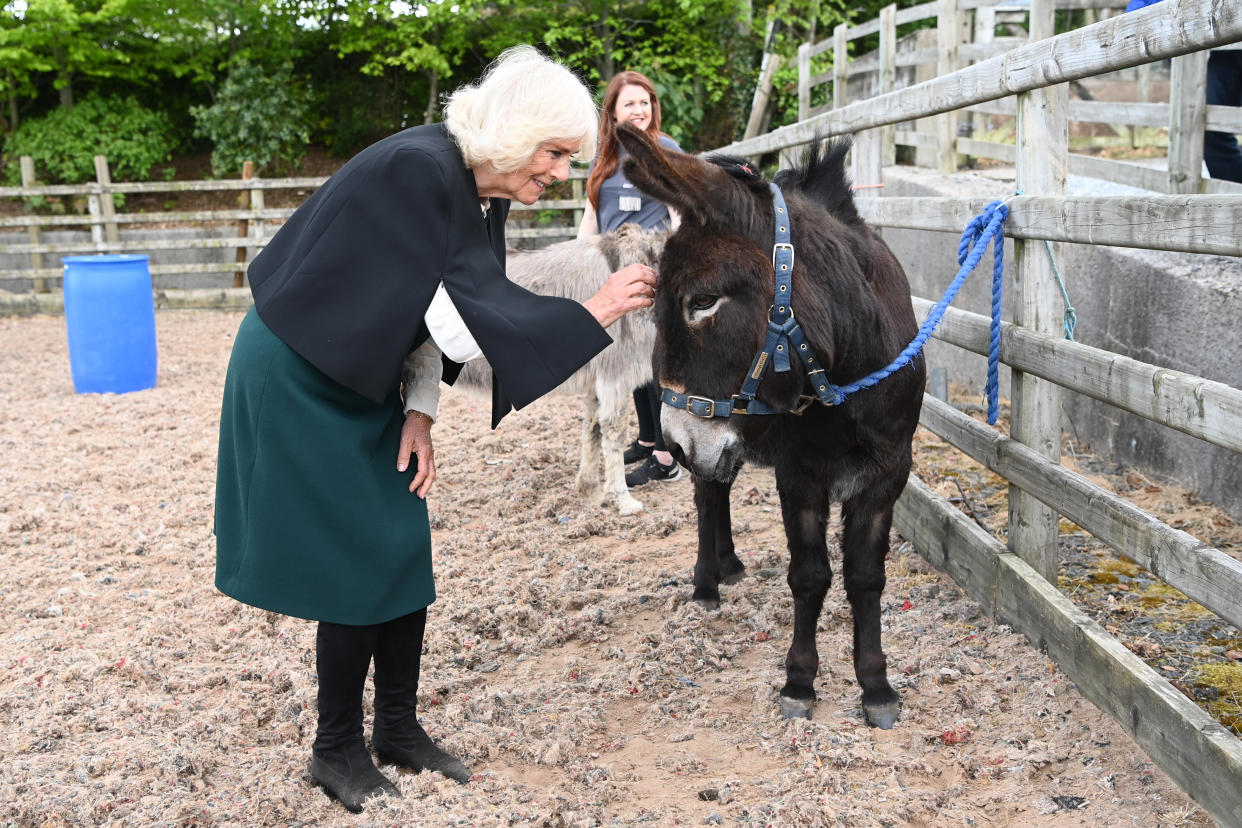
[[594, 134, 681, 232]]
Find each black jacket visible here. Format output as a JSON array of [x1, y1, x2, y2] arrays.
[[248, 123, 612, 426]]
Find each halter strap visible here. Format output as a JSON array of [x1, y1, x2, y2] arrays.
[[661, 182, 843, 419]]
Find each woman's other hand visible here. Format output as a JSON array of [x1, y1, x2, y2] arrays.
[[583, 263, 658, 329], [397, 411, 436, 498]]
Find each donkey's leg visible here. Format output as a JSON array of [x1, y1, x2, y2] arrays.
[[690, 476, 738, 609], [774, 478, 832, 720], [575, 392, 605, 505], [841, 476, 904, 729], [598, 382, 644, 516]]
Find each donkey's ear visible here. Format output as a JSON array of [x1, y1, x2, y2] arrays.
[[616, 122, 727, 227]]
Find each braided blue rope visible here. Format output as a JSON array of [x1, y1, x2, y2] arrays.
[[832, 200, 1009, 425], [977, 208, 1005, 425]]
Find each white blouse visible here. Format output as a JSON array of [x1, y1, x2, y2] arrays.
[[401, 201, 490, 421], [401, 284, 482, 422]]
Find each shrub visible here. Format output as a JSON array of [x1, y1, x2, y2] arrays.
[[191, 61, 312, 177], [3, 95, 176, 185]]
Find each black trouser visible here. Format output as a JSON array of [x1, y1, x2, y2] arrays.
[[313, 609, 427, 752], [633, 381, 667, 452], [1205, 50, 1242, 183]]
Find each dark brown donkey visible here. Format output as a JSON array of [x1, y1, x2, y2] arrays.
[[617, 122, 925, 727]]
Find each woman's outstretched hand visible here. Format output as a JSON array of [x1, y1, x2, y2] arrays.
[[397, 411, 436, 498], [583, 263, 658, 329]]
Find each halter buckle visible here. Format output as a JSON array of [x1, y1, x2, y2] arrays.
[[684, 395, 719, 418], [772, 242, 795, 271]]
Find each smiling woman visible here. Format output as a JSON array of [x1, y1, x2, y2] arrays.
[[474, 139, 583, 205], [213, 44, 659, 815]]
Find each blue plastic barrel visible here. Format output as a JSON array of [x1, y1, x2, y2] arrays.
[[62, 254, 158, 394]]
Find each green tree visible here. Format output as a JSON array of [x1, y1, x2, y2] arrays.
[[190, 59, 311, 176], [333, 0, 479, 127]]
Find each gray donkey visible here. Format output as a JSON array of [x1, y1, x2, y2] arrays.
[[453, 224, 667, 516]]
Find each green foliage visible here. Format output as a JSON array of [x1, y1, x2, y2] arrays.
[[5, 0, 919, 164], [3, 94, 174, 184], [190, 60, 311, 177]]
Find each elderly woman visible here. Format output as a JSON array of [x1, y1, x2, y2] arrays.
[[213, 46, 657, 813]]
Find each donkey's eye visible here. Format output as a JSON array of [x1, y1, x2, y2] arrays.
[[689, 294, 718, 310]]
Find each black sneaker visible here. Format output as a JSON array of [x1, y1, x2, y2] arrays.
[[626, 455, 682, 488], [623, 440, 655, 465]]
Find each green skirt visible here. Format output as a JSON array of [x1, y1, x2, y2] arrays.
[[214, 307, 434, 625]]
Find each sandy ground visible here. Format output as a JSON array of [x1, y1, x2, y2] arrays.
[[0, 310, 1218, 827]]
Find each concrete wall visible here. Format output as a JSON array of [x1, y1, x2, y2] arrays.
[[879, 164, 1242, 520]]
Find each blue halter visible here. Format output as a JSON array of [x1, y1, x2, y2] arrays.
[[660, 182, 841, 419]]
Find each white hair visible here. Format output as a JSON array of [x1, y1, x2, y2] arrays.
[[443, 45, 599, 173]]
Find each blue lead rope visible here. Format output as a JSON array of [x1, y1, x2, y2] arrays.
[[831, 199, 1009, 424]]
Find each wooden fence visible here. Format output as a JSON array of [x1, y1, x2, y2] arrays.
[[790, 0, 1242, 196], [721, 1, 1242, 824], [0, 163, 587, 297]]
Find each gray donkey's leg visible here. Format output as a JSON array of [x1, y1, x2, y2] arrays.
[[598, 381, 643, 516], [575, 390, 606, 506]]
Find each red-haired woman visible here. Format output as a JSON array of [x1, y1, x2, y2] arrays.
[[578, 70, 683, 487]]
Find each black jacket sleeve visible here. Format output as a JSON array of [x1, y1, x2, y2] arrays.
[[247, 124, 611, 427]]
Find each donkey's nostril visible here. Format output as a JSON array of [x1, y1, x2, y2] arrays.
[[669, 443, 688, 468]]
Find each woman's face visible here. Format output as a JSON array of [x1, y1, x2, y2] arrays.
[[477, 139, 579, 205], [613, 84, 653, 133]]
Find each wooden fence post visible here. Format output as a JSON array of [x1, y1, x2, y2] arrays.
[[935, 0, 961, 173], [798, 42, 811, 123], [744, 53, 784, 140], [1009, 0, 1067, 585], [970, 5, 997, 158], [93, 156, 119, 245], [879, 4, 897, 168], [250, 169, 265, 278], [235, 161, 254, 288], [1168, 51, 1209, 195], [833, 24, 849, 111], [852, 129, 884, 197], [571, 177, 584, 231], [19, 156, 45, 293]]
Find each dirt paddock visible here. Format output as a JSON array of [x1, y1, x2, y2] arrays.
[[0, 310, 1217, 826]]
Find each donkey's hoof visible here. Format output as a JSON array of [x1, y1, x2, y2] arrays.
[[779, 695, 813, 720], [691, 588, 720, 612], [863, 700, 901, 730], [616, 495, 644, 516], [719, 558, 746, 585]]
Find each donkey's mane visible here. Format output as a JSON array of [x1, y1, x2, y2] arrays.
[[773, 138, 860, 227]]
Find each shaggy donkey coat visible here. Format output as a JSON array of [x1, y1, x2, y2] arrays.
[[453, 225, 667, 516], [617, 121, 925, 726]]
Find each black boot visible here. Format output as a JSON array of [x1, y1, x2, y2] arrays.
[[312, 621, 399, 812], [372, 609, 472, 784]]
